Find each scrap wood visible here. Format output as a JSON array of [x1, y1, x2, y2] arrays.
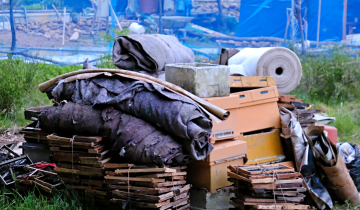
[[104, 175, 165, 183], [115, 168, 176, 174], [112, 190, 174, 202], [136, 172, 187, 178]]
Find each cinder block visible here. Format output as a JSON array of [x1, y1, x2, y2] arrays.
[[165, 63, 230, 98], [190, 186, 234, 210]]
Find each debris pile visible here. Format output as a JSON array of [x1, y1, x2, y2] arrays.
[[192, 2, 240, 18], [228, 164, 309, 210], [14, 19, 132, 39]]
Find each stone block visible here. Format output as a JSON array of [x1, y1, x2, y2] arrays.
[[190, 186, 234, 210], [165, 63, 230, 98]]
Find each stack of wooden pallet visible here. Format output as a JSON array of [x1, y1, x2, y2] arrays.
[[46, 134, 190, 209], [47, 134, 112, 199], [227, 164, 309, 210], [105, 165, 190, 210], [20, 121, 50, 144]]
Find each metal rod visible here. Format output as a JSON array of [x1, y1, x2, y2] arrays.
[[108, 0, 122, 31], [342, 0, 348, 41], [62, 7, 66, 45]]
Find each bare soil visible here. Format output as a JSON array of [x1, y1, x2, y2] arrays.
[[0, 30, 105, 48]]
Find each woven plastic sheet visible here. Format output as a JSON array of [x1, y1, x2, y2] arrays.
[[39, 102, 190, 166], [44, 74, 213, 161]]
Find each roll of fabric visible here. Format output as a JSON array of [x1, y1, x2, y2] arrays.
[[228, 47, 302, 94]]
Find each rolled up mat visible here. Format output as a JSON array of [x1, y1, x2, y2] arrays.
[[228, 47, 302, 94], [112, 34, 195, 72], [39, 102, 190, 166]]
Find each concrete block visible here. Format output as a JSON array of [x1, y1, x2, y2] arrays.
[[165, 63, 230, 98], [190, 186, 234, 210]]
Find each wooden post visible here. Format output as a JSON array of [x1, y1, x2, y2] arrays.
[[52, 4, 70, 30], [108, 0, 122, 31], [316, 0, 321, 48], [342, 0, 348, 42], [295, 0, 306, 55], [24, 6, 28, 28], [63, 7, 66, 45], [159, 0, 163, 33], [90, 0, 97, 33], [9, 0, 16, 52], [97, 0, 102, 33]]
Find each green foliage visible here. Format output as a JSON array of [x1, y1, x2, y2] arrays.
[[24, 4, 43, 10], [0, 188, 97, 210], [292, 50, 360, 103], [100, 28, 130, 43], [0, 59, 80, 130]]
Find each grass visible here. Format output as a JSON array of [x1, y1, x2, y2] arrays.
[[0, 187, 98, 210], [0, 56, 115, 132]]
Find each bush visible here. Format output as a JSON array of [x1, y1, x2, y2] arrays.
[[292, 50, 360, 103], [0, 59, 80, 130]]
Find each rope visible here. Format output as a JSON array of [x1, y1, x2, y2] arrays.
[[127, 165, 133, 210]]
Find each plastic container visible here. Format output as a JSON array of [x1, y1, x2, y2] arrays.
[[204, 86, 281, 143], [315, 123, 338, 144]]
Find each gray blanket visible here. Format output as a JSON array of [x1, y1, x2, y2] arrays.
[[45, 74, 213, 161], [112, 34, 195, 72]]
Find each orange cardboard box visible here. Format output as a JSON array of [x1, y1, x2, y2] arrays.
[[240, 129, 285, 165], [186, 140, 247, 193], [204, 86, 281, 143]]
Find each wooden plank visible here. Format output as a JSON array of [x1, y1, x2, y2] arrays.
[[112, 190, 174, 202], [104, 175, 165, 183], [177, 203, 191, 210], [256, 204, 283, 209], [111, 198, 171, 208], [227, 171, 251, 183], [55, 167, 79, 174], [277, 196, 304, 203], [74, 136, 102, 143], [108, 185, 183, 195], [273, 191, 298, 196], [86, 189, 107, 196], [115, 168, 176, 174], [34, 181, 52, 194], [175, 184, 191, 195], [136, 172, 187, 178], [282, 204, 310, 209], [275, 179, 303, 184], [173, 192, 189, 201], [24, 165, 57, 176], [104, 163, 134, 169]]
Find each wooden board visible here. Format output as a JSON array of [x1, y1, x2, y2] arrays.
[[104, 175, 165, 183], [115, 168, 176, 174]]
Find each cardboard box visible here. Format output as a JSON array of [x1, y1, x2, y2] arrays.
[[240, 129, 285, 165], [204, 86, 281, 143], [186, 140, 247, 193]]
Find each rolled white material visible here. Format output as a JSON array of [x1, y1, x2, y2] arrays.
[[228, 47, 302, 94], [129, 22, 145, 34]]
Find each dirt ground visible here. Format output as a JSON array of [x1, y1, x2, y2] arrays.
[[0, 30, 105, 48]]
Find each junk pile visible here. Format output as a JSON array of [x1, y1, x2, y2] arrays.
[[14, 18, 132, 40], [0, 142, 62, 194], [280, 109, 360, 209], [192, 1, 240, 18], [228, 164, 309, 210]]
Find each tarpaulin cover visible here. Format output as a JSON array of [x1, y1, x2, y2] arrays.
[[236, 0, 343, 42], [44, 74, 213, 161], [337, 142, 360, 191], [39, 102, 190, 165], [112, 34, 195, 72]]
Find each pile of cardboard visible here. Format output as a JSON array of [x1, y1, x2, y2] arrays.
[[227, 164, 309, 210]]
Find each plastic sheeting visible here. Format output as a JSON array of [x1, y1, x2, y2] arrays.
[[39, 102, 190, 166], [236, 0, 343, 42], [44, 74, 213, 161], [280, 108, 332, 210], [337, 142, 360, 191]]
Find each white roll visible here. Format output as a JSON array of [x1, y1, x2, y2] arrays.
[[228, 47, 302, 94]]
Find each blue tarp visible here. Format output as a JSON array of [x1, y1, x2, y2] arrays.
[[236, 0, 344, 42]]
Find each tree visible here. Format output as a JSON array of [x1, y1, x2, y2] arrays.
[[10, 0, 16, 52]]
